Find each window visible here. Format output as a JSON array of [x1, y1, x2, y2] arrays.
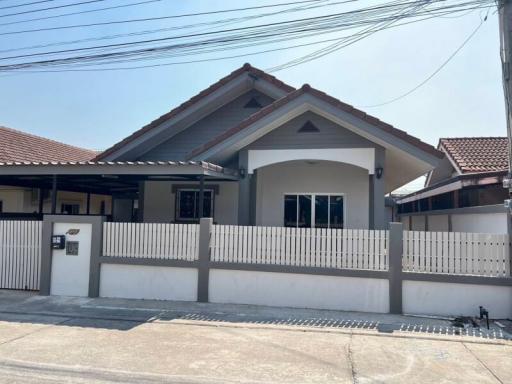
[[61, 203, 80, 215], [176, 189, 214, 221], [284, 194, 344, 228], [0, 200, 3, 213]]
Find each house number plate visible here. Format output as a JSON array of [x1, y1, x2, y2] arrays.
[[66, 241, 79, 256]]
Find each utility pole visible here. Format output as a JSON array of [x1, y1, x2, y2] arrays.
[[499, 0, 512, 228]]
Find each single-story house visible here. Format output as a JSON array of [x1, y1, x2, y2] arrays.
[[0, 126, 112, 219], [0, 64, 443, 229], [396, 137, 509, 233]]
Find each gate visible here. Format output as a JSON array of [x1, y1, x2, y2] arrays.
[[0, 220, 42, 290]]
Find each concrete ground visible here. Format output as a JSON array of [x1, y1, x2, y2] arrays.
[[0, 291, 510, 383]]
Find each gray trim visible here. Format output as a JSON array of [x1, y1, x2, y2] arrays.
[[210, 262, 389, 279], [197, 217, 213, 302], [369, 175, 374, 228], [0, 163, 239, 180], [238, 150, 250, 226], [397, 204, 507, 217], [403, 273, 512, 287], [99, 256, 198, 268], [372, 147, 386, 229], [137, 181, 145, 222], [171, 184, 220, 195], [388, 222, 403, 314], [40, 215, 106, 297]]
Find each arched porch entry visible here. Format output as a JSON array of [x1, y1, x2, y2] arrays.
[[238, 147, 386, 229]]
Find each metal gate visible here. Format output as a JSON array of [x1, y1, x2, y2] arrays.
[[0, 220, 42, 291]]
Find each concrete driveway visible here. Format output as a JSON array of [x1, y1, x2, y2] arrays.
[[0, 291, 510, 383]]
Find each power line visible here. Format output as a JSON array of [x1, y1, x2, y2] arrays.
[[0, 0, 110, 18], [0, 0, 162, 26], [0, 0, 495, 73], [0, 0, 56, 11], [0, 0, 321, 27], [359, 14, 487, 108]]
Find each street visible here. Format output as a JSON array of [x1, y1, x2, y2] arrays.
[[0, 291, 509, 383]]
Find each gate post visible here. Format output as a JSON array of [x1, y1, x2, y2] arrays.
[[197, 217, 213, 302], [388, 222, 404, 314]]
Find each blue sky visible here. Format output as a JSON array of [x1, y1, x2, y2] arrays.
[[0, 0, 505, 155]]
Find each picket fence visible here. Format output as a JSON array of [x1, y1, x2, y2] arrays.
[[102, 222, 199, 261], [403, 231, 510, 277], [211, 225, 389, 270], [0, 220, 41, 290]]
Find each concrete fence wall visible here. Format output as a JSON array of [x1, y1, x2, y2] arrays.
[[38, 216, 512, 318]]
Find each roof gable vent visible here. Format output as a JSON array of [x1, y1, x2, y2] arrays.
[[244, 97, 262, 108], [298, 120, 320, 133]]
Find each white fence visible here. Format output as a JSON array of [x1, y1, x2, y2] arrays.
[[0, 220, 41, 290], [211, 226, 389, 270], [403, 231, 510, 277], [102, 222, 199, 261]]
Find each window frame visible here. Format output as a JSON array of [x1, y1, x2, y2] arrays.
[[175, 188, 215, 222], [283, 192, 346, 229], [60, 202, 80, 215]]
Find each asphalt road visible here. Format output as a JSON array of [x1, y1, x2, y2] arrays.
[[0, 292, 509, 383]]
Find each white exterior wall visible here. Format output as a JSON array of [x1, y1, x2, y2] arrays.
[[451, 213, 507, 234], [50, 222, 92, 297], [255, 161, 369, 228], [428, 214, 449, 231], [143, 181, 238, 224], [0, 187, 111, 215], [403, 280, 512, 319], [99, 264, 198, 301], [411, 215, 426, 231], [209, 269, 389, 313]]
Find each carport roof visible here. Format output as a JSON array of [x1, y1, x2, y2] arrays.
[[0, 160, 239, 179]]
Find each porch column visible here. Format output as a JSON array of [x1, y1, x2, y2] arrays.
[[86, 193, 91, 215], [51, 175, 57, 215], [372, 147, 386, 229], [38, 188, 44, 214], [238, 150, 252, 226], [198, 175, 205, 218], [137, 181, 145, 222]]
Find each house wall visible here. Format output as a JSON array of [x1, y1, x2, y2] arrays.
[[399, 211, 507, 234], [139, 90, 275, 161], [255, 161, 370, 228], [143, 180, 238, 224], [0, 187, 111, 215], [245, 111, 378, 150]]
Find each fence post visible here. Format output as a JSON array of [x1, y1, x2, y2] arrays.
[[197, 217, 213, 302], [388, 222, 403, 314]]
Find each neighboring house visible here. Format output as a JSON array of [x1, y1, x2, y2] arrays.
[[0, 64, 443, 229], [396, 137, 509, 233], [0, 126, 111, 218]]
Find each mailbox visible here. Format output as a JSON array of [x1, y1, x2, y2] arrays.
[[51, 235, 66, 250]]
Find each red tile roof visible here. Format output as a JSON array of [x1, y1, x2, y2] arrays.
[[188, 84, 443, 159], [94, 63, 295, 161], [440, 137, 508, 173], [0, 126, 97, 162]]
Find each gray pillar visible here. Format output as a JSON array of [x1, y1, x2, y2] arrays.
[[388, 222, 403, 314], [249, 170, 257, 226], [137, 181, 145, 222], [372, 147, 386, 229], [38, 188, 44, 215], [86, 193, 91, 215], [198, 175, 205, 219], [51, 175, 57, 214], [238, 150, 251, 225], [197, 217, 212, 302]]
